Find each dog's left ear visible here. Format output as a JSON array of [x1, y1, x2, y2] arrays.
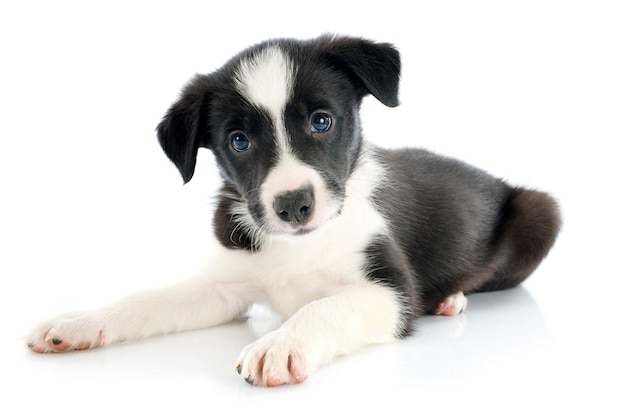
[[157, 74, 212, 183], [320, 35, 401, 107]]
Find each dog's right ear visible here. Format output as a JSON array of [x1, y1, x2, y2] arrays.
[[157, 74, 212, 184]]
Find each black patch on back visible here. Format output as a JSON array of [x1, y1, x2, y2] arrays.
[[371, 147, 511, 312]]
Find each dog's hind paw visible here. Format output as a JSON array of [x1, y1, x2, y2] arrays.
[[26, 313, 107, 353], [433, 292, 468, 316]]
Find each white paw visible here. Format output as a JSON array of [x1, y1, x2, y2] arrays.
[[236, 329, 311, 387], [27, 312, 107, 353], [433, 292, 468, 316]]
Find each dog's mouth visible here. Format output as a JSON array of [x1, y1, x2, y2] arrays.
[[291, 224, 318, 236], [269, 223, 323, 240]]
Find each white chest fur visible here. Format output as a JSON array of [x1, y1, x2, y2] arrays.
[[240, 151, 388, 317]]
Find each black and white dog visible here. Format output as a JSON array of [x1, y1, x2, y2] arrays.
[[28, 35, 561, 386]]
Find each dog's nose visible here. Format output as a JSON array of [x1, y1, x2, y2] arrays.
[[273, 187, 314, 224]]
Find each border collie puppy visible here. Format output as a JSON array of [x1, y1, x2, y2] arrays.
[[27, 35, 561, 387]]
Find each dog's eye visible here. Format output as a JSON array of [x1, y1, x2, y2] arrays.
[[310, 113, 332, 133], [230, 133, 251, 153]]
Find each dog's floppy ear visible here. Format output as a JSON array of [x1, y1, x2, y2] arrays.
[[321, 35, 401, 107], [157, 74, 212, 183]]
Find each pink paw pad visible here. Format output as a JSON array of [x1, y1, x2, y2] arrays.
[[434, 292, 468, 316]]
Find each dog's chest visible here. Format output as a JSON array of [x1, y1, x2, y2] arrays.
[[253, 198, 385, 317], [252, 233, 367, 317], [226, 152, 388, 318]]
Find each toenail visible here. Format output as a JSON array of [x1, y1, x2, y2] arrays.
[[51, 338, 63, 346], [98, 331, 106, 346]]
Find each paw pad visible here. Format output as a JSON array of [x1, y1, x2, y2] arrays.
[[434, 292, 468, 316]]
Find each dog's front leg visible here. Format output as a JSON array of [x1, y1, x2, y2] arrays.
[[27, 262, 260, 353], [236, 282, 402, 386]]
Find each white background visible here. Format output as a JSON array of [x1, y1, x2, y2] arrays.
[[1, 0, 625, 415]]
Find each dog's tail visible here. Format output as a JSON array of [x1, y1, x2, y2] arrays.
[[473, 187, 562, 292]]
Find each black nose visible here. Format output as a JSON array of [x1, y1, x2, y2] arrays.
[[273, 187, 314, 224]]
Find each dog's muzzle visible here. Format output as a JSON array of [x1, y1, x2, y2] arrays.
[[273, 186, 314, 226]]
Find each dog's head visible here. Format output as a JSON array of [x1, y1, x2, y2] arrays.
[[157, 35, 400, 247]]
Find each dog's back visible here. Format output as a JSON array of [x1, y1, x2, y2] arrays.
[[374, 147, 560, 314]]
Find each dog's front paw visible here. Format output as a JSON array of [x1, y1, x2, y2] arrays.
[[236, 330, 311, 387], [27, 313, 107, 353]]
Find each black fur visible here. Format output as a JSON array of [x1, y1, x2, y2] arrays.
[[369, 148, 560, 326], [157, 34, 561, 335]]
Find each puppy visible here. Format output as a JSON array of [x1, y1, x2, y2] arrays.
[[27, 35, 561, 387]]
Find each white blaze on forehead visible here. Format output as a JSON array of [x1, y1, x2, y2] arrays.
[[234, 46, 339, 234], [234, 46, 294, 143]]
